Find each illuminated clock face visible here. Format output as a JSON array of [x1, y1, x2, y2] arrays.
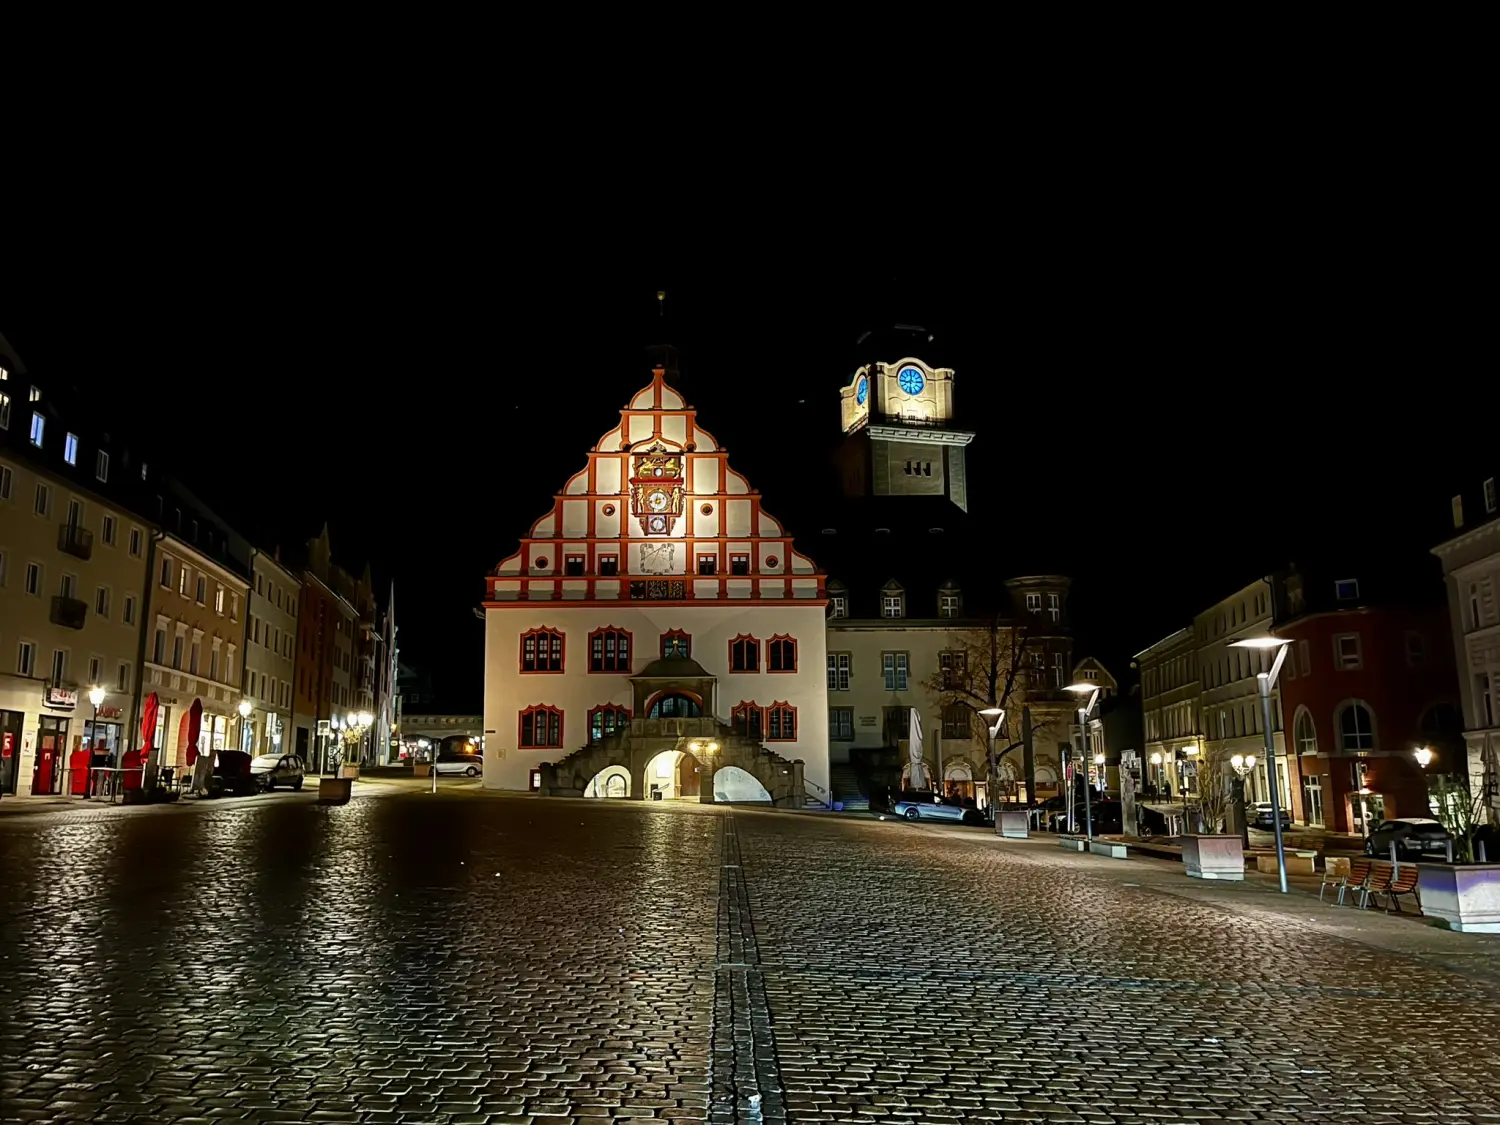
[[647, 515, 668, 534], [647, 489, 670, 512], [855, 375, 868, 406], [898, 365, 925, 395]]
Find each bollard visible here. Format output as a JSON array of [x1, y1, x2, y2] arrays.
[[1389, 841, 1399, 877], [1480, 839, 1489, 864], [1446, 839, 1455, 864]]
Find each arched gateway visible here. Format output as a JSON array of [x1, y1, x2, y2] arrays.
[[538, 658, 805, 805]]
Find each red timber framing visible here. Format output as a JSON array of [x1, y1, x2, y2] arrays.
[[482, 363, 827, 609]]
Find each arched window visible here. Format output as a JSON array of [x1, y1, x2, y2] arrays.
[[660, 629, 691, 659], [1294, 708, 1317, 756], [1338, 702, 1375, 752], [519, 705, 563, 748], [731, 701, 763, 739], [648, 693, 701, 718], [729, 634, 760, 673], [520, 627, 564, 673], [767, 635, 797, 672], [588, 627, 631, 673], [587, 704, 630, 743], [766, 701, 797, 741]]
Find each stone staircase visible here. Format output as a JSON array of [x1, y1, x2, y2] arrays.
[[830, 764, 869, 811]]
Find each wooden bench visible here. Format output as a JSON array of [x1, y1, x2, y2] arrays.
[[1369, 863, 1422, 914]]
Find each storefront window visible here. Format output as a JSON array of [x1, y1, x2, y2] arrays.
[[83, 721, 123, 761]]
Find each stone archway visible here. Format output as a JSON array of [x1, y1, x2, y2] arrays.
[[713, 765, 772, 803], [646, 692, 702, 719], [584, 764, 631, 798]]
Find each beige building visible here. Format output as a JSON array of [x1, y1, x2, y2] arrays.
[[141, 535, 250, 774], [1136, 627, 1201, 799], [1433, 474, 1500, 818], [245, 550, 299, 757], [0, 446, 152, 796]]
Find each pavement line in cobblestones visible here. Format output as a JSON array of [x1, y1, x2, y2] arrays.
[[711, 810, 786, 1124]]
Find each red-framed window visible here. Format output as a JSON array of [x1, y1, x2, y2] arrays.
[[730, 553, 750, 575], [731, 701, 764, 739], [697, 554, 717, 575], [565, 554, 585, 576], [767, 701, 797, 741], [520, 627, 564, 673], [519, 705, 563, 748], [729, 634, 760, 672], [588, 627, 632, 672], [588, 704, 631, 743], [768, 634, 797, 673], [661, 629, 692, 659], [598, 555, 618, 576]]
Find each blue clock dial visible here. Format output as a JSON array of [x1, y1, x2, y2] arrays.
[[898, 366, 925, 395], [855, 375, 868, 406]]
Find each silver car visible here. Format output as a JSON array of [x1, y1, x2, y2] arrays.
[[250, 753, 306, 791], [891, 793, 977, 823]]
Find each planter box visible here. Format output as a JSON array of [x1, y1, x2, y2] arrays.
[[413, 763, 432, 777], [318, 778, 353, 805], [1183, 834, 1244, 881], [1255, 851, 1317, 876], [1058, 836, 1087, 852], [339, 763, 360, 779], [1418, 863, 1500, 932], [1090, 840, 1129, 859], [997, 810, 1030, 839]]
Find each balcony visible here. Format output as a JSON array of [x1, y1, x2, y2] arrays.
[[58, 523, 94, 560], [50, 595, 87, 630]]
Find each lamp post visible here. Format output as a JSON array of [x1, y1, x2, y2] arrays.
[[978, 707, 1005, 820], [1229, 752, 1257, 847], [1149, 752, 1162, 800], [1093, 752, 1106, 794], [87, 685, 106, 744], [238, 699, 253, 753], [1064, 684, 1101, 843], [1230, 636, 1292, 893]]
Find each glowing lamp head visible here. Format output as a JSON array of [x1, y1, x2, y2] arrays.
[[238, 700, 252, 718], [1414, 746, 1433, 768], [1093, 754, 1105, 767], [1150, 753, 1162, 766], [88, 686, 106, 708], [1229, 636, 1290, 649]]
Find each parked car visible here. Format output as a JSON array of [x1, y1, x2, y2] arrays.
[[434, 751, 483, 777], [251, 753, 306, 791], [1249, 802, 1293, 831], [1365, 817, 1453, 858], [891, 791, 982, 824]]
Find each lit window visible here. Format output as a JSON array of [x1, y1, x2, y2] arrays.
[[1334, 578, 1359, 601], [64, 433, 78, 465], [30, 412, 44, 447], [729, 634, 760, 672], [29, 386, 40, 403], [1026, 593, 1042, 614], [768, 635, 797, 672], [1047, 593, 1060, 622], [0, 390, 10, 430], [660, 630, 691, 659], [939, 650, 966, 689], [96, 450, 109, 482], [828, 595, 847, 619], [881, 594, 904, 618], [588, 705, 630, 743], [731, 702, 763, 739], [939, 594, 960, 618], [521, 627, 565, 672]]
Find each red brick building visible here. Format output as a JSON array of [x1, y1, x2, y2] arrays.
[[1271, 565, 1463, 834]]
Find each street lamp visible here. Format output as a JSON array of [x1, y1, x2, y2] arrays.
[[1230, 636, 1292, 893], [1149, 751, 1163, 799], [1414, 746, 1433, 769], [1064, 684, 1101, 843], [87, 685, 106, 745], [1093, 752, 1106, 793], [238, 699, 253, 753], [978, 707, 1004, 818]]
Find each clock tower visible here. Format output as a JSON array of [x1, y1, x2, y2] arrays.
[[835, 325, 975, 511]]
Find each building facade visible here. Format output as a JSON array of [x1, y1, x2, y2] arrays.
[[1, 359, 154, 794], [1136, 627, 1200, 800], [245, 550, 300, 758], [1432, 473, 1500, 825], [1269, 564, 1458, 833], [140, 534, 251, 774], [482, 352, 829, 799]]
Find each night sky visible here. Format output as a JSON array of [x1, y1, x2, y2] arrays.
[[3, 217, 1482, 710]]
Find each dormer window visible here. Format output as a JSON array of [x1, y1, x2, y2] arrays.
[[938, 581, 961, 619], [829, 596, 847, 619], [881, 584, 905, 619], [1334, 579, 1360, 601], [1026, 593, 1042, 614]]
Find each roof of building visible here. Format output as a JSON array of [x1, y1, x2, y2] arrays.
[[633, 657, 713, 679]]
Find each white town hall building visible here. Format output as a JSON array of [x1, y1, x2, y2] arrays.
[[481, 354, 831, 802]]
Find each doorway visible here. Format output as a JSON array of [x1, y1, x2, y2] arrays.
[[1301, 773, 1325, 827], [0, 710, 23, 795], [33, 716, 70, 795]]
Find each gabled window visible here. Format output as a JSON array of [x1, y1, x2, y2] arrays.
[[729, 634, 760, 672], [1334, 578, 1359, 601], [828, 595, 847, 619], [939, 594, 960, 618], [588, 704, 630, 743], [588, 627, 631, 672], [766, 702, 797, 741], [519, 705, 563, 748], [731, 701, 764, 739], [660, 630, 691, 659], [939, 651, 966, 690], [767, 635, 797, 672], [881, 593, 904, 618], [882, 651, 909, 691], [521, 627, 565, 672], [827, 652, 851, 691]]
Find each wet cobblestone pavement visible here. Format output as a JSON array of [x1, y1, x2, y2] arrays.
[[2, 792, 1499, 1123]]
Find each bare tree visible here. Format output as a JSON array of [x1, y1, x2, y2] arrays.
[[921, 610, 1051, 802], [1192, 745, 1231, 833], [1431, 773, 1491, 863]]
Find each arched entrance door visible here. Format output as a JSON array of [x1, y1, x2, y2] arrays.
[[713, 765, 771, 803], [585, 765, 630, 798], [648, 693, 701, 719]]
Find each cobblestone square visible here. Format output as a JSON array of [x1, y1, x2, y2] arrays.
[[2, 791, 1498, 1123]]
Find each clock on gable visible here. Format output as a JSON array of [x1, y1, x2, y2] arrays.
[[897, 365, 925, 395], [629, 445, 685, 534], [855, 374, 868, 406]]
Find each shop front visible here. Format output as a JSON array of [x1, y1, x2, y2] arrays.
[[0, 710, 24, 796]]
